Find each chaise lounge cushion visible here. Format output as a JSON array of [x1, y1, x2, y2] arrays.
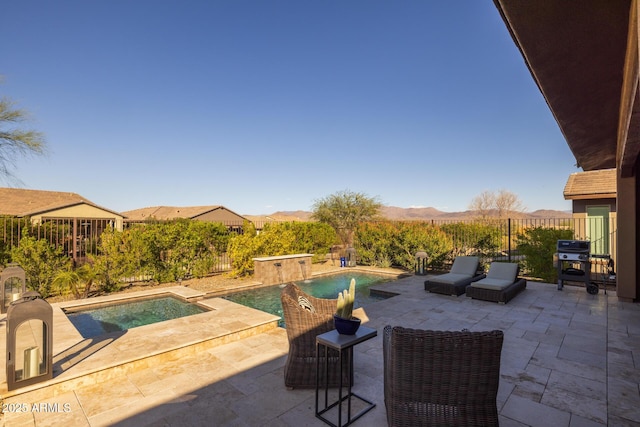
[[467, 262, 526, 304], [470, 262, 518, 290], [449, 256, 481, 276], [428, 272, 476, 285], [424, 256, 484, 296], [470, 277, 514, 290]]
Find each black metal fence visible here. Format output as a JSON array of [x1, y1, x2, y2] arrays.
[[0, 217, 278, 274], [0, 217, 113, 264], [428, 217, 617, 261], [0, 216, 618, 274]]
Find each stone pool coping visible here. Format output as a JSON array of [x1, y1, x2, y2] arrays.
[[55, 286, 207, 311]]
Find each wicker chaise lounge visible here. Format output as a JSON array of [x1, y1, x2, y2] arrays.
[[466, 262, 526, 304], [280, 283, 351, 389], [383, 325, 503, 427], [424, 256, 485, 296]]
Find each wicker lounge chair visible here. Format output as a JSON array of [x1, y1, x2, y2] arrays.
[[424, 256, 485, 296], [383, 325, 503, 427], [280, 283, 351, 389], [466, 262, 526, 304]]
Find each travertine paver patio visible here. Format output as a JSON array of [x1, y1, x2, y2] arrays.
[[1, 273, 640, 426]]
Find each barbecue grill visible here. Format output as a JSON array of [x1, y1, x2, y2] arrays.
[[556, 240, 598, 294]]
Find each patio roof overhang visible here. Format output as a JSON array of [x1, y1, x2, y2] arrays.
[[493, 0, 638, 175]]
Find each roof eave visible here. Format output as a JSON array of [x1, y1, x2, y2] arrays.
[[563, 193, 617, 200], [493, 0, 630, 171]]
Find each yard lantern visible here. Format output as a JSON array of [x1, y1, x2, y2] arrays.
[[1, 263, 26, 314], [6, 291, 53, 391], [415, 252, 428, 276], [346, 247, 357, 267]]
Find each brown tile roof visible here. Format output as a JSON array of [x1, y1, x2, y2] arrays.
[[563, 169, 617, 200], [122, 206, 227, 221], [0, 187, 116, 217]]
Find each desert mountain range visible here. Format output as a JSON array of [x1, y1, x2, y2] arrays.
[[245, 206, 572, 222]]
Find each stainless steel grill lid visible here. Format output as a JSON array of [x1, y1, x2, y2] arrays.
[[557, 240, 590, 253]]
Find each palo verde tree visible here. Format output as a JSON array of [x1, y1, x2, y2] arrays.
[[0, 95, 47, 183], [311, 190, 382, 248]]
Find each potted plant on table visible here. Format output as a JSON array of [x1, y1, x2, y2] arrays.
[[333, 278, 361, 335]]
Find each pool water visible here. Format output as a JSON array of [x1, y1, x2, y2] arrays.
[[222, 272, 395, 327], [65, 296, 208, 338]]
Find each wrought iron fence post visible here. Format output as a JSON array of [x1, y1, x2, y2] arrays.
[[508, 218, 512, 262], [72, 217, 78, 266]]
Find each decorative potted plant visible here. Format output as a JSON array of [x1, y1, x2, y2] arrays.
[[333, 278, 361, 335]]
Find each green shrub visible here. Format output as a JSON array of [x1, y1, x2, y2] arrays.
[[52, 263, 98, 299], [354, 221, 453, 270], [90, 227, 139, 292], [0, 242, 9, 267], [227, 221, 337, 277], [131, 219, 231, 282], [516, 226, 574, 282], [227, 222, 260, 276], [86, 219, 232, 291], [391, 222, 453, 270], [440, 222, 502, 258], [283, 221, 337, 262], [227, 221, 294, 277], [10, 233, 71, 297], [353, 221, 396, 267]]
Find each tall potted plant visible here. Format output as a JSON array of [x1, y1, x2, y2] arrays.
[[334, 278, 361, 334]]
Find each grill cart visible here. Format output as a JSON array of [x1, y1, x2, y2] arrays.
[[556, 240, 599, 294]]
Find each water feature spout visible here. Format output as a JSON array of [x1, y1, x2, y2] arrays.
[[298, 260, 311, 283], [273, 263, 284, 284]]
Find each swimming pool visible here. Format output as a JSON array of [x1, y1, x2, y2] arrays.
[[222, 272, 396, 327], [65, 296, 209, 338]]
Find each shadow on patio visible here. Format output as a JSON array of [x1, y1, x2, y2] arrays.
[[2, 274, 640, 426]]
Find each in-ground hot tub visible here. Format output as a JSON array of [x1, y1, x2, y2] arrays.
[[63, 295, 209, 338]]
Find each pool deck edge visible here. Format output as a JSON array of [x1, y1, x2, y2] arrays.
[[54, 286, 207, 311], [0, 292, 280, 400]]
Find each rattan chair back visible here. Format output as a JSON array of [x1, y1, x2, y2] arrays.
[[383, 325, 503, 426], [281, 283, 351, 388]]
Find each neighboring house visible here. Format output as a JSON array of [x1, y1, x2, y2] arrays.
[[563, 169, 617, 257], [0, 187, 125, 262], [122, 205, 248, 229], [243, 214, 308, 232], [0, 187, 124, 229]]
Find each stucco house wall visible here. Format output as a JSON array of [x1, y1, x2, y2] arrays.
[[122, 205, 248, 229], [32, 204, 124, 230]]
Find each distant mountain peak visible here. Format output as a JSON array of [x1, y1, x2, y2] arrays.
[[245, 206, 572, 221]]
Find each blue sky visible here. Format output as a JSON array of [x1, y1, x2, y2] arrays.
[[1, 1, 577, 215]]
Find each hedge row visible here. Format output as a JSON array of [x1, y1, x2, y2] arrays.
[[3, 219, 573, 299]]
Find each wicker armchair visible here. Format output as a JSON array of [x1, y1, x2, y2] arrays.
[[383, 326, 504, 427], [281, 283, 351, 388]]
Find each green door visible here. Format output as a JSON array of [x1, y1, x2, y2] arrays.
[[586, 206, 610, 255]]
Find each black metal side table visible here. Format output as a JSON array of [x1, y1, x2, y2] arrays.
[[315, 326, 377, 427]]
